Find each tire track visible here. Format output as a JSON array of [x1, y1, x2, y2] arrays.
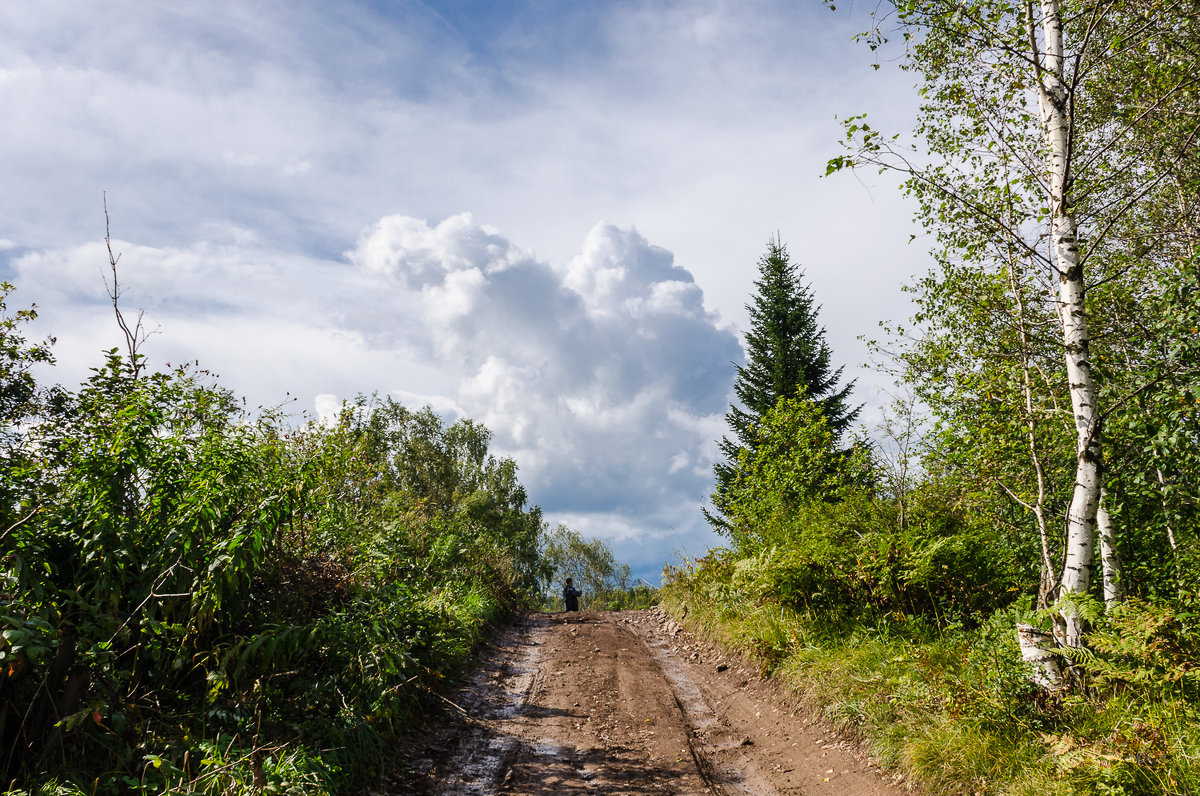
[[397, 611, 903, 795], [431, 617, 548, 794], [635, 614, 775, 795]]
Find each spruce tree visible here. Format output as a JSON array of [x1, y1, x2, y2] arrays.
[[708, 236, 859, 528]]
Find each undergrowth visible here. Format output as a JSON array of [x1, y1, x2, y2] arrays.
[[0, 315, 548, 796], [660, 550, 1200, 796]]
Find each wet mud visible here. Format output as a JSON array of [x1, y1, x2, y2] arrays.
[[390, 609, 904, 795]]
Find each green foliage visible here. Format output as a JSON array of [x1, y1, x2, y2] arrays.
[[709, 237, 859, 529], [595, 584, 658, 612], [0, 283, 55, 539], [835, 0, 1200, 610], [663, 564, 1200, 795], [1101, 262, 1200, 595], [720, 393, 869, 549], [1064, 595, 1200, 703], [1, 336, 548, 791], [540, 524, 643, 611], [0, 282, 53, 427], [708, 389, 1022, 623]]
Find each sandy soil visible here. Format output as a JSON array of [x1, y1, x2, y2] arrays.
[[390, 608, 905, 795]]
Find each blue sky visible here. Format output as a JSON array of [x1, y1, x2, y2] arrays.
[[1, 0, 925, 582]]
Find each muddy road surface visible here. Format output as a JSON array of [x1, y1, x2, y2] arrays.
[[393, 609, 904, 795]]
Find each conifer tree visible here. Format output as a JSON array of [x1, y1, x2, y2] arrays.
[[708, 237, 859, 528]]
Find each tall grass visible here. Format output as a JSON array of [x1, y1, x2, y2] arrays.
[[661, 556, 1200, 796], [1, 351, 545, 795]]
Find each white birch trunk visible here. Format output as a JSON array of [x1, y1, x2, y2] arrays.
[[1156, 466, 1183, 590], [1097, 490, 1124, 606], [1029, 0, 1103, 647], [1017, 623, 1065, 690]]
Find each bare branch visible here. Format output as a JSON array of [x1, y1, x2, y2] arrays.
[[102, 194, 158, 378]]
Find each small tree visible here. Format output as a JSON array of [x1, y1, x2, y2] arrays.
[[722, 392, 869, 550], [541, 524, 630, 609], [0, 283, 54, 540]]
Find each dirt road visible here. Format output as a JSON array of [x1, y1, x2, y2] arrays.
[[394, 609, 904, 795]]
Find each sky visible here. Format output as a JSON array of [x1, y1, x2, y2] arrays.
[[0, 0, 927, 583]]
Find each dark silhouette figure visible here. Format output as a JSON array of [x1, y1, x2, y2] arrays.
[[563, 578, 581, 612]]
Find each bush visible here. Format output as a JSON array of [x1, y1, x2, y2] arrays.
[[1, 356, 547, 792]]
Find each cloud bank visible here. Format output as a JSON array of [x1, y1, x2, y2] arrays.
[[10, 215, 739, 578], [347, 214, 738, 525], [1, 0, 930, 579]]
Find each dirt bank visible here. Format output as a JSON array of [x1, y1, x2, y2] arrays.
[[391, 608, 904, 794]]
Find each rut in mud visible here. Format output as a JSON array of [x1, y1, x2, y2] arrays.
[[392, 609, 905, 795]]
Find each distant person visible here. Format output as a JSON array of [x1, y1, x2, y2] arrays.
[[563, 578, 581, 612]]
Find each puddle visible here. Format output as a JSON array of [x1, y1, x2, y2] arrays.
[[435, 620, 546, 794]]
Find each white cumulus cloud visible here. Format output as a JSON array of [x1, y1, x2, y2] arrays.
[[346, 213, 740, 545], [11, 214, 739, 578]]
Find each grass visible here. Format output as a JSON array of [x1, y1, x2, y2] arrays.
[[659, 573, 1200, 796]]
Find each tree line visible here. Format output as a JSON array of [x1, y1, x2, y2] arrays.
[[0, 276, 636, 793]]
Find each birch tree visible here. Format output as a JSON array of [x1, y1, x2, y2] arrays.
[[1032, 0, 1100, 648], [832, 0, 1200, 646]]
